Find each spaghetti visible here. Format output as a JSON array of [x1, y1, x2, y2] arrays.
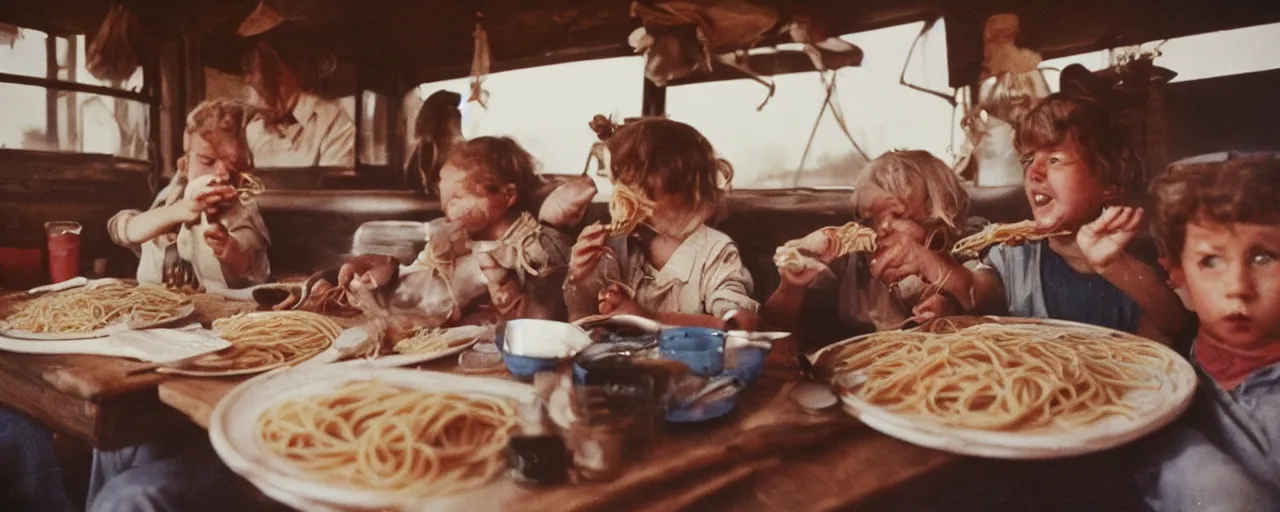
[[951, 220, 1070, 259], [498, 212, 546, 278], [256, 380, 516, 497], [235, 173, 267, 203], [820, 321, 1175, 431], [393, 327, 451, 355], [3, 283, 188, 333], [607, 183, 656, 237], [776, 221, 877, 269], [186, 311, 340, 372]]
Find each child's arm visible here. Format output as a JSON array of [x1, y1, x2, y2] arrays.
[[477, 228, 571, 321], [1078, 207, 1190, 342], [111, 180, 238, 246], [564, 224, 611, 321], [761, 256, 831, 332]]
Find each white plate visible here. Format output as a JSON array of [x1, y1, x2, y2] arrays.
[[209, 365, 533, 511], [808, 316, 1198, 460], [156, 312, 356, 378], [375, 325, 492, 367], [0, 302, 197, 341]]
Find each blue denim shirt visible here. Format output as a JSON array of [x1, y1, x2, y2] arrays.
[[986, 241, 1144, 333], [1194, 354, 1280, 488]]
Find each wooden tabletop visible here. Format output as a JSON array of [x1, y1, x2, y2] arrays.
[[158, 357, 960, 512], [0, 292, 258, 449]]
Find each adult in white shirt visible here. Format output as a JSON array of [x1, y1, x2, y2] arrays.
[[242, 38, 355, 168]]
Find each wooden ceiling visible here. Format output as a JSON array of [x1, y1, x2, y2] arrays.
[[4, 0, 1280, 94]]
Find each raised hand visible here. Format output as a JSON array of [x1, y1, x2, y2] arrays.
[[1077, 206, 1144, 271]]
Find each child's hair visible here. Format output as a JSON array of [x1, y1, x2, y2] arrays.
[[443, 136, 542, 214], [1150, 153, 1280, 259], [179, 99, 257, 173], [852, 150, 971, 238], [1016, 93, 1142, 197], [607, 117, 731, 225]]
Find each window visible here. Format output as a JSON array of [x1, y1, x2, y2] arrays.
[[0, 26, 150, 160], [415, 56, 645, 198], [1036, 21, 1280, 90], [359, 90, 389, 165], [667, 20, 956, 189]]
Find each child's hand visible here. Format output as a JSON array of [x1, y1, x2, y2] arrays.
[[909, 293, 957, 324], [177, 175, 237, 223], [1078, 206, 1143, 272], [776, 252, 827, 288], [869, 219, 947, 286], [568, 223, 611, 283], [339, 254, 399, 291], [202, 223, 238, 261], [598, 282, 646, 317], [788, 228, 836, 263]]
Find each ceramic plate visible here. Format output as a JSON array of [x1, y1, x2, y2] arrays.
[[808, 316, 1197, 459], [209, 365, 533, 511]]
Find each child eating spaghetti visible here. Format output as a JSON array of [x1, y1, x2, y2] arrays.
[[341, 136, 571, 325], [762, 150, 980, 347], [873, 93, 1189, 343], [107, 98, 271, 292], [1142, 153, 1280, 510], [564, 117, 758, 329]]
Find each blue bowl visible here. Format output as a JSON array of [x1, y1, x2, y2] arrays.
[[728, 346, 769, 385], [496, 333, 563, 381]]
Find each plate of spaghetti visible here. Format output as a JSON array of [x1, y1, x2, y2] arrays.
[[808, 316, 1196, 459], [209, 364, 531, 511], [0, 283, 193, 340], [376, 324, 492, 367], [158, 311, 344, 377]]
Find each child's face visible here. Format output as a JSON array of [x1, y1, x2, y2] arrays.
[[1170, 221, 1280, 349], [644, 188, 706, 240], [1022, 137, 1114, 232], [438, 163, 516, 235], [186, 132, 249, 183]]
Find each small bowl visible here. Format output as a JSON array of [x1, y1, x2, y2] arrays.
[[728, 346, 770, 385], [496, 333, 563, 381]]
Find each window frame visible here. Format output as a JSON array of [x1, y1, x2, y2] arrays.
[[0, 28, 156, 164]]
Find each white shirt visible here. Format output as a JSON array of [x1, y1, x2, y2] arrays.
[[246, 92, 356, 168]]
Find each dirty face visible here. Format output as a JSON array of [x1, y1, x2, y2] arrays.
[[185, 132, 249, 184], [437, 163, 516, 238]]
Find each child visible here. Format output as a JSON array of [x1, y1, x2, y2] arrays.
[[1142, 153, 1280, 510], [341, 136, 571, 325], [90, 99, 272, 511], [107, 98, 271, 292], [874, 93, 1189, 343], [761, 150, 978, 347], [564, 117, 758, 329]]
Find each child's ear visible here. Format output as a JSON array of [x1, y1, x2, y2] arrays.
[[1160, 257, 1186, 289], [177, 156, 188, 173], [502, 184, 518, 208]]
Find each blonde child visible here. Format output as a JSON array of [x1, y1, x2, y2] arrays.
[[565, 117, 757, 329], [341, 136, 571, 325], [874, 93, 1189, 342], [90, 99, 272, 512], [107, 98, 271, 291], [1142, 153, 1280, 510], [762, 150, 977, 347]]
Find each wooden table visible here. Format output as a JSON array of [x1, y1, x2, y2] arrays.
[[0, 292, 258, 449], [159, 357, 962, 511]]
